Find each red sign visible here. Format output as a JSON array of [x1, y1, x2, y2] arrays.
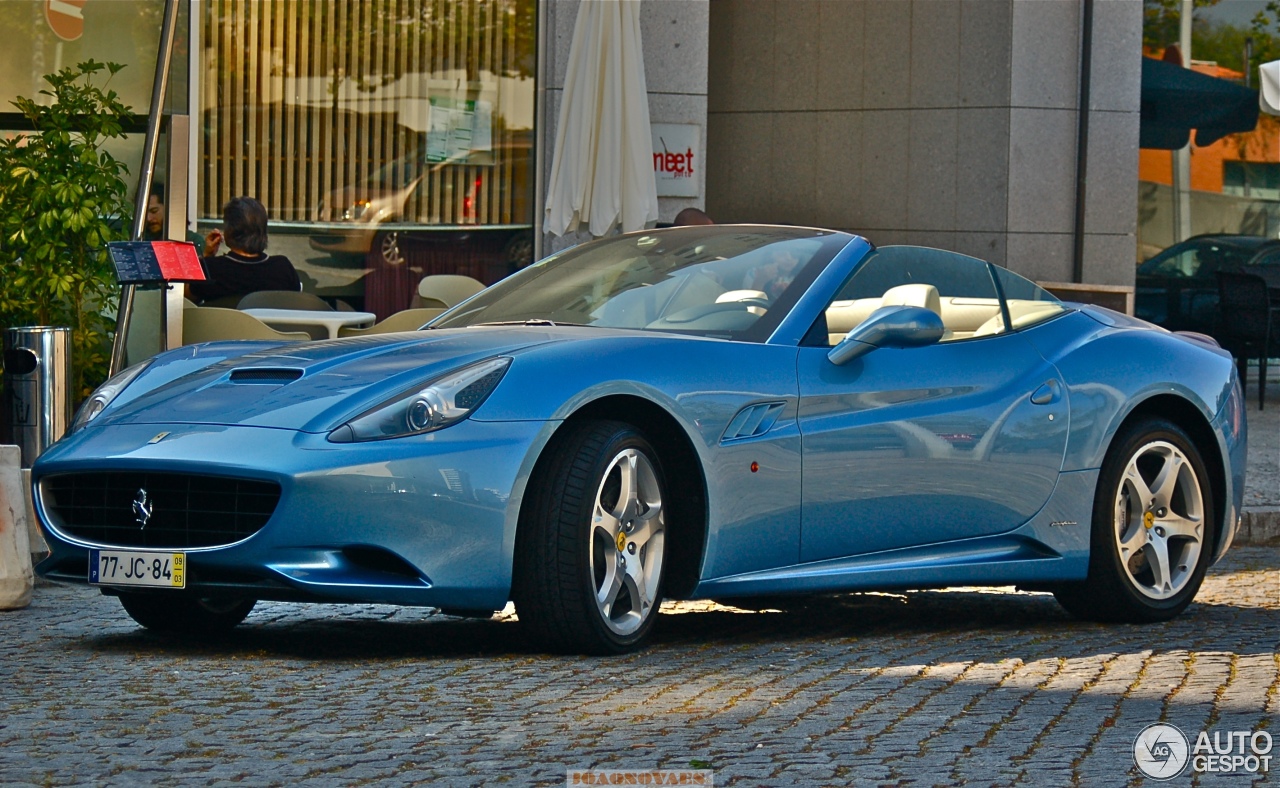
[[45, 0, 86, 42], [151, 242, 205, 282]]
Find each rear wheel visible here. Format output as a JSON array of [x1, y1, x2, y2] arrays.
[[118, 593, 256, 634], [513, 421, 667, 654], [1054, 417, 1215, 622], [373, 230, 402, 266]]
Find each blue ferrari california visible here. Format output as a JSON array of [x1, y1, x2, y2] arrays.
[[34, 226, 1247, 653]]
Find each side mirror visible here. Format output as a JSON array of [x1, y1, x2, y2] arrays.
[[828, 305, 944, 365]]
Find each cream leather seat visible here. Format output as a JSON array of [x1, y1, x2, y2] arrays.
[[825, 284, 944, 345], [972, 300, 1067, 337], [879, 283, 941, 316]]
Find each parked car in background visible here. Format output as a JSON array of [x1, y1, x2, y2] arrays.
[[308, 137, 533, 271], [1135, 233, 1280, 336]]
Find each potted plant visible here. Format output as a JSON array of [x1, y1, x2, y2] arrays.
[[0, 60, 134, 402]]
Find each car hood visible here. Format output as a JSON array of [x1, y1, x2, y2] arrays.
[[100, 327, 569, 432]]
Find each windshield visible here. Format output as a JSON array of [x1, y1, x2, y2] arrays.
[[433, 226, 850, 340], [1137, 239, 1262, 278]]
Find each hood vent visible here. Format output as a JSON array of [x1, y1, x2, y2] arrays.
[[229, 367, 304, 384], [722, 402, 785, 443]]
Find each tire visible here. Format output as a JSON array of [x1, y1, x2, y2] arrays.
[[373, 230, 403, 266], [1054, 417, 1215, 623], [502, 231, 534, 266], [118, 593, 256, 634], [513, 420, 668, 654]]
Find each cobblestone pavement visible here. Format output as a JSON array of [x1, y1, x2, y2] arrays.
[[0, 550, 1273, 787], [1243, 379, 1278, 511]]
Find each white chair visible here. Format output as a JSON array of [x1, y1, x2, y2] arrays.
[[337, 308, 446, 337], [414, 275, 485, 308], [182, 306, 311, 345]]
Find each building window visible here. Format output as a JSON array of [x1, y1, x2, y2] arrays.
[[198, 0, 535, 229], [1222, 161, 1280, 201]]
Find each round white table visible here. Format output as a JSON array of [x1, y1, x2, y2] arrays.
[[241, 308, 376, 339]]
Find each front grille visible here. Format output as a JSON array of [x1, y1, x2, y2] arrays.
[[42, 472, 281, 548]]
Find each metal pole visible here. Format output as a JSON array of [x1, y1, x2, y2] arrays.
[[109, 0, 181, 375], [532, 0, 549, 264], [1245, 37, 1254, 88], [1071, 0, 1094, 284], [1172, 0, 1194, 244]]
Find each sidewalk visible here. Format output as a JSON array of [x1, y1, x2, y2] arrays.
[[1239, 377, 1280, 544]]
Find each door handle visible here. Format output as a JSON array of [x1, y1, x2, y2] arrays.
[[1030, 380, 1061, 405]]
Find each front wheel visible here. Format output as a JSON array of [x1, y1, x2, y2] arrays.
[[1054, 417, 1215, 623], [117, 592, 256, 634], [513, 421, 668, 654]]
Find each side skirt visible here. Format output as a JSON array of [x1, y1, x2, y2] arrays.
[[693, 469, 1097, 599]]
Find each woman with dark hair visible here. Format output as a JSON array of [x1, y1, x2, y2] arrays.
[[188, 196, 301, 305]]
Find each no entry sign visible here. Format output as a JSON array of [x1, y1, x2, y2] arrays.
[[45, 0, 86, 42]]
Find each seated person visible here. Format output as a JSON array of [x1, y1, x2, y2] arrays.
[[188, 196, 301, 305], [746, 246, 801, 300], [144, 183, 206, 254]]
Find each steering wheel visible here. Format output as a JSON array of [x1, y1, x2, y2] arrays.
[[728, 296, 771, 310], [659, 300, 768, 325]]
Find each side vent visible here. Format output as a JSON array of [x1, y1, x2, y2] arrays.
[[229, 368, 304, 384], [721, 402, 785, 443]]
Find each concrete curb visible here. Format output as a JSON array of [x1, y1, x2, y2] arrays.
[[1238, 507, 1280, 546], [0, 445, 34, 609]]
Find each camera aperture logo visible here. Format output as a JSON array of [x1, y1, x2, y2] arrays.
[[1134, 723, 1190, 780], [1134, 724, 1273, 779]]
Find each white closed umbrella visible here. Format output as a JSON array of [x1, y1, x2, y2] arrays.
[[544, 0, 659, 238], [1261, 60, 1280, 115]]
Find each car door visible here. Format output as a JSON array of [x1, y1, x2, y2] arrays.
[[796, 247, 1069, 562]]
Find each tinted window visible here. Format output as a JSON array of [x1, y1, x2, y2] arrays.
[[1138, 241, 1261, 278]]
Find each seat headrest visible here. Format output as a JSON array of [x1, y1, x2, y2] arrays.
[[880, 283, 941, 315]]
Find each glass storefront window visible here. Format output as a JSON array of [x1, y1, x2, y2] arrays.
[[198, 0, 534, 230], [198, 0, 536, 313]]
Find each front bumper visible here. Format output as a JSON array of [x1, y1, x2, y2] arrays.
[[33, 419, 552, 610]]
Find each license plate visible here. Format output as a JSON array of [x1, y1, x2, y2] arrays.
[[89, 549, 186, 589]]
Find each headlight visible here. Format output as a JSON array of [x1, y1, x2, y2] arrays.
[[71, 360, 152, 432], [342, 199, 371, 221], [329, 356, 511, 443]]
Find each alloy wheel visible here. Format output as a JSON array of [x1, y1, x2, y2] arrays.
[[589, 448, 665, 636], [1113, 440, 1205, 600]]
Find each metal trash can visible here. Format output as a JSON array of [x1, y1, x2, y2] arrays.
[[2, 327, 72, 468]]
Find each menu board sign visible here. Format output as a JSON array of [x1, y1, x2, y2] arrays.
[[107, 241, 205, 284]]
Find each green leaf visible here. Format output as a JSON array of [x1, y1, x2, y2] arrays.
[[0, 60, 132, 400]]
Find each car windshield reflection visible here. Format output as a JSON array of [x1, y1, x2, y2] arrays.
[[433, 226, 849, 340]]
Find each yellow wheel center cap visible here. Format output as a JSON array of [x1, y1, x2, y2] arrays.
[[616, 531, 628, 552], [1143, 511, 1155, 529]]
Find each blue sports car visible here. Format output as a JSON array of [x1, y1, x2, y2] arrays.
[[34, 226, 1247, 653]]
